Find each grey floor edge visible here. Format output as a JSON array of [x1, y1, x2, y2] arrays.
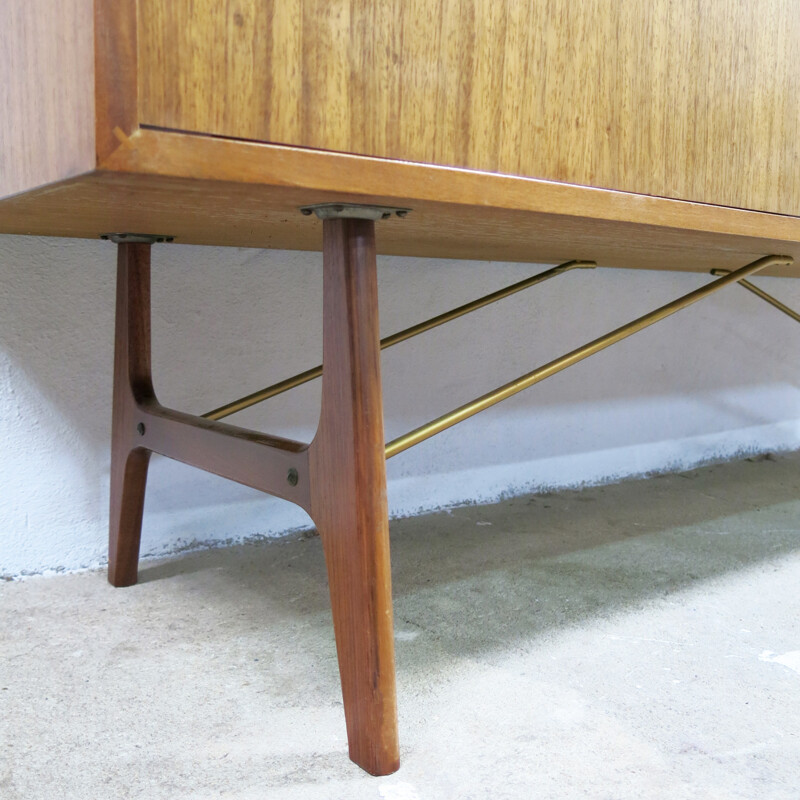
[[2, 452, 799, 799]]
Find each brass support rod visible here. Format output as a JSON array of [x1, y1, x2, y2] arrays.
[[379, 260, 596, 349], [385, 254, 792, 459], [203, 260, 596, 421], [710, 269, 800, 324]]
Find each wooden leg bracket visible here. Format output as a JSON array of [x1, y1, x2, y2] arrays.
[[108, 243, 310, 585], [108, 223, 399, 775]]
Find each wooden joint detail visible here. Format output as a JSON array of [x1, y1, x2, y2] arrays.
[[94, 0, 139, 165], [132, 400, 310, 509]]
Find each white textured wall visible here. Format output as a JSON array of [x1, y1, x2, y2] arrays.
[[1, 235, 799, 576]]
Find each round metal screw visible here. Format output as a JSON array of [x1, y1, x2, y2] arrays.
[[286, 468, 299, 487], [136, 422, 146, 436]]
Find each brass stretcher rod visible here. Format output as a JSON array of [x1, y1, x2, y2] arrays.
[[202, 259, 596, 421], [385, 254, 793, 459], [710, 269, 800, 324]]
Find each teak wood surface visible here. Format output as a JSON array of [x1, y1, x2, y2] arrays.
[[138, 0, 800, 216], [0, 0, 95, 199], [1, 0, 799, 269]]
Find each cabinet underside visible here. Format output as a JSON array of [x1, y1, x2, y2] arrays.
[[2, 130, 800, 275]]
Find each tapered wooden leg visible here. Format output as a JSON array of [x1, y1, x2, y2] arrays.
[[108, 243, 156, 587], [308, 218, 400, 776], [109, 448, 151, 586]]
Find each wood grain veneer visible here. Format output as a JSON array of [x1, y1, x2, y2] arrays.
[[94, 0, 138, 163], [0, 0, 95, 199], [2, 4, 798, 267], [136, 0, 800, 215]]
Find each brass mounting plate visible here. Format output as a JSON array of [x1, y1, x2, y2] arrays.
[[100, 233, 175, 244], [299, 203, 411, 221]]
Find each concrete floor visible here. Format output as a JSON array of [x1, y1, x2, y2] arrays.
[[2, 454, 800, 799]]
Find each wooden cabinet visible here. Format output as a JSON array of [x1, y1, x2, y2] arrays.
[[138, 0, 800, 216], [1, 0, 799, 272]]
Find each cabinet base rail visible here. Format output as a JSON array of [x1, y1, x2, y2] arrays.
[[105, 208, 791, 776]]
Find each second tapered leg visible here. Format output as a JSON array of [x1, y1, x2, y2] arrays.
[[308, 218, 399, 776]]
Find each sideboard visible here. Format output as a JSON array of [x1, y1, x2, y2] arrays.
[[2, 0, 799, 776]]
